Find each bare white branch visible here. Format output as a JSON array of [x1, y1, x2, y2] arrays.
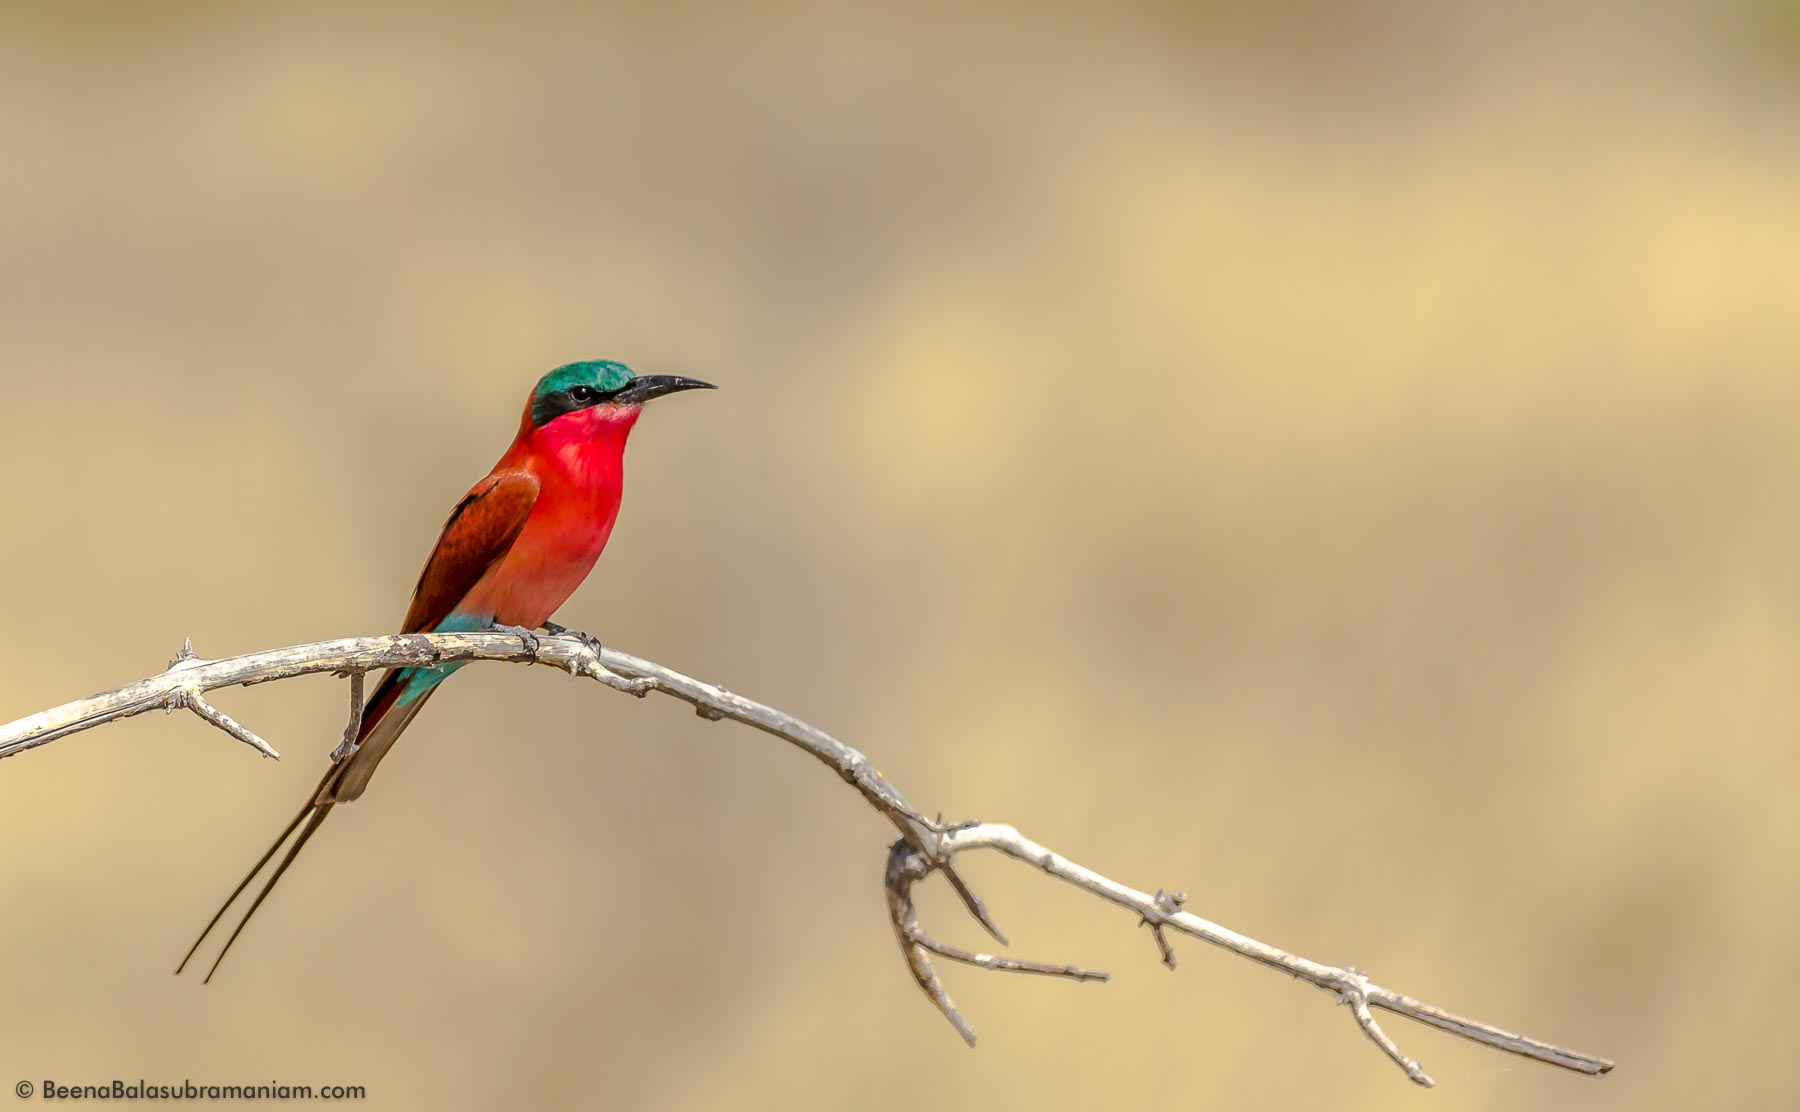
[[0, 631, 1614, 1086]]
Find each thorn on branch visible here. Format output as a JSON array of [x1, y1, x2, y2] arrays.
[[939, 861, 1008, 946], [168, 637, 201, 670], [1338, 968, 1434, 1088], [860, 782, 980, 840], [1139, 888, 1187, 970], [928, 810, 982, 836]]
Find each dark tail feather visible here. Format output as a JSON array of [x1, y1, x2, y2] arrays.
[[174, 793, 311, 975], [176, 764, 338, 978], [177, 669, 428, 980], [201, 801, 335, 983]]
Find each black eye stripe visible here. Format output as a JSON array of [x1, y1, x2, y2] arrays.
[[529, 375, 632, 427]]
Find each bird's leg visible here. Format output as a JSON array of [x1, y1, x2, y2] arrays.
[[492, 624, 542, 663], [541, 620, 604, 657]]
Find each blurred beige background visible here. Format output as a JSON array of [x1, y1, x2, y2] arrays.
[[3, 1, 1798, 1108]]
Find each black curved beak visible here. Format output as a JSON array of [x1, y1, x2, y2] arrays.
[[614, 375, 717, 405]]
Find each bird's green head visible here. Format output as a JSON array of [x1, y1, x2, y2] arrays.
[[529, 360, 715, 428]]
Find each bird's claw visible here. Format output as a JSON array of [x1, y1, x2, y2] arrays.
[[541, 621, 604, 658], [494, 624, 543, 662]]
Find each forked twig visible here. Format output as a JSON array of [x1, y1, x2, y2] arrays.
[[884, 838, 1108, 1047]]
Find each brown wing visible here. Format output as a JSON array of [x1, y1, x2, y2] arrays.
[[326, 469, 540, 805], [401, 469, 540, 632]]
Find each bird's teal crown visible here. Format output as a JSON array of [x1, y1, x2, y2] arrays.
[[530, 360, 635, 427]]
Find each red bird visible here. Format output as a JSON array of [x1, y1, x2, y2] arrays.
[[178, 360, 713, 981]]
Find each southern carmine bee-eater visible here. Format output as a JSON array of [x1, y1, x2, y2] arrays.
[[177, 360, 713, 982]]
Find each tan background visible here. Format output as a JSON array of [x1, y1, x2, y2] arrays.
[[3, 2, 1797, 1109]]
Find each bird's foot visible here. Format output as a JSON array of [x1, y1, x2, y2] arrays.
[[540, 622, 648, 695], [541, 621, 604, 658], [493, 624, 543, 663]]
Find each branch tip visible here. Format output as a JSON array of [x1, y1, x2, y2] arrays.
[[909, 926, 1109, 982]]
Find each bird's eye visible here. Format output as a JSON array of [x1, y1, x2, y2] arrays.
[[568, 385, 598, 404]]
